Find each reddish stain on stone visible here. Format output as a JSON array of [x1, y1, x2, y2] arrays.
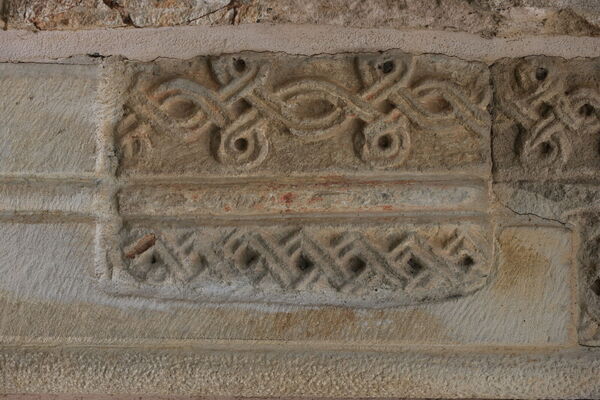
[[281, 192, 295, 206], [309, 195, 324, 203]]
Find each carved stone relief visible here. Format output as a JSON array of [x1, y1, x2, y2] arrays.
[[115, 52, 490, 176], [97, 52, 494, 307], [102, 222, 491, 307], [3, 51, 600, 395], [492, 57, 600, 181], [491, 56, 600, 346]]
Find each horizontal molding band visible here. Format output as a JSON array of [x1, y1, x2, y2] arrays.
[[120, 211, 490, 226], [1, 346, 599, 397], [119, 180, 488, 218], [1, 25, 600, 63]]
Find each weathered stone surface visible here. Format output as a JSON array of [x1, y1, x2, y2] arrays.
[[575, 212, 600, 346], [0, 63, 98, 175], [234, 0, 600, 38], [0, 54, 575, 348], [4, 0, 231, 29], [2, 347, 600, 397], [492, 56, 600, 182], [490, 56, 600, 347], [104, 221, 493, 307], [1, 50, 599, 397], [116, 52, 490, 176], [493, 181, 600, 221], [5, 0, 600, 38]]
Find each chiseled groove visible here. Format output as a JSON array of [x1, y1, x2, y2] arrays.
[[121, 173, 489, 186], [0, 178, 99, 217], [0, 175, 490, 219], [119, 178, 488, 217], [0, 210, 97, 223], [0, 338, 580, 354], [121, 211, 490, 226], [0, 173, 99, 185]]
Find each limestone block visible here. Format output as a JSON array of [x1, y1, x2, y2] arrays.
[[0, 222, 574, 346], [87, 223, 572, 345], [0, 52, 598, 396], [0, 63, 98, 175], [102, 51, 493, 311]]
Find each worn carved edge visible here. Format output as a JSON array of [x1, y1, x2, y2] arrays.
[[89, 51, 496, 308], [96, 220, 493, 308], [576, 212, 600, 346], [115, 51, 490, 175], [492, 56, 600, 180]]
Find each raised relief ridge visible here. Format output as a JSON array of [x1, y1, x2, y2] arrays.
[[492, 57, 600, 180], [115, 52, 490, 176], [491, 57, 600, 345], [104, 223, 491, 307], [100, 52, 494, 307]]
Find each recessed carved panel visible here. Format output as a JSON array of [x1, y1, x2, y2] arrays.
[[115, 52, 490, 177], [492, 57, 600, 181], [102, 222, 492, 307], [100, 51, 494, 307]]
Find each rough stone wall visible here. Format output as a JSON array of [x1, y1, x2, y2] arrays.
[[4, 0, 600, 37], [1, 1, 600, 398]]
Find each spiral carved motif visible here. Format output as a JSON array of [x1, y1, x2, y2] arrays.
[[498, 58, 600, 169], [116, 54, 490, 170]]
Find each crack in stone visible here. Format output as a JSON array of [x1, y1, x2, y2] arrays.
[[187, 1, 233, 24], [492, 185, 570, 227]]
